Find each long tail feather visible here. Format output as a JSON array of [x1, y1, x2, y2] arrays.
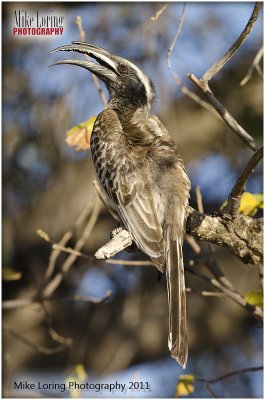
[[166, 231, 188, 368]]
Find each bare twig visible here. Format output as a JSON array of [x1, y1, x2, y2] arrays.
[[187, 3, 262, 151], [223, 146, 263, 217], [195, 185, 204, 213], [167, 3, 186, 69], [41, 302, 73, 345], [44, 200, 93, 280], [38, 227, 153, 267], [40, 199, 101, 298], [196, 365, 263, 384], [186, 265, 263, 319], [3, 323, 68, 355], [2, 291, 112, 310], [240, 46, 263, 86], [150, 3, 168, 21], [204, 383, 218, 398], [76, 16, 107, 106], [188, 73, 258, 151], [202, 3, 262, 82], [186, 287, 225, 297], [44, 230, 72, 280], [173, 73, 221, 119]]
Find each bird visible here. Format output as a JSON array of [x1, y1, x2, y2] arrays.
[[50, 42, 191, 368]]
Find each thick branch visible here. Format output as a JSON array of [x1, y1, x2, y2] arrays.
[[94, 207, 263, 265], [186, 207, 263, 264]]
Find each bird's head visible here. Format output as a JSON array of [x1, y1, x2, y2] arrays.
[[50, 41, 156, 111]]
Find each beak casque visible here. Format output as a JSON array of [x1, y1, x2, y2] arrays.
[[49, 41, 118, 82]]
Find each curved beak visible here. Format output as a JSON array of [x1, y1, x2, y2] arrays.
[[49, 41, 118, 82]]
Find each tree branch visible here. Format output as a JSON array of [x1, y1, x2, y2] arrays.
[[76, 16, 107, 106], [223, 146, 263, 217], [186, 207, 263, 265], [196, 365, 263, 384], [240, 46, 263, 86], [94, 207, 262, 265], [187, 73, 258, 150], [186, 3, 262, 151], [167, 3, 186, 69], [150, 3, 169, 21], [202, 3, 262, 82]]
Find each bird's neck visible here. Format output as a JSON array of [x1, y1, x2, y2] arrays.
[[106, 96, 150, 121], [106, 101, 161, 146]]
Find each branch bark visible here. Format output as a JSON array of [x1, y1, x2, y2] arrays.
[[186, 207, 263, 264], [94, 207, 263, 265]]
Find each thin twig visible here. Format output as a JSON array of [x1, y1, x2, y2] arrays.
[[40, 199, 101, 298], [195, 185, 204, 213], [196, 366, 263, 384], [204, 383, 218, 398], [167, 3, 186, 69], [240, 46, 263, 86], [202, 3, 262, 82], [187, 3, 261, 151], [44, 200, 93, 280], [188, 73, 258, 151], [150, 3, 168, 21], [224, 146, 263, 217], [2, 291, 112, 310], [37, 227, 153, 267], [186, 266, 263, 319], [76, 16, 107, 106], [41, 302, 73, 346], [44, 230, 72, 280], [3, 323, 68, 355], [186, 287, 225, 297], [173, 73, 221, 119]]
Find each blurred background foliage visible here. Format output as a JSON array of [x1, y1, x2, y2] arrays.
[[2, 2, 263, 398]]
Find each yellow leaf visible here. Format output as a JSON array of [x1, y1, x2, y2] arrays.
[[239, 192, 263, 216], [176, 374, 195, 397], [74, 363, 88, 382], [66, 364, 88, 398], [66, 116, 97, 151], [245, 290, 263, 307], [220, 192, 263, 216], [3, 267, 22, 281]]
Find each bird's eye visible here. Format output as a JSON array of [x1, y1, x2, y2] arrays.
[[118, 64, 128, 75]]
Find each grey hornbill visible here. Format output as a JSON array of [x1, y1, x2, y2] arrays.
[[50, 42, 191, 368]]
